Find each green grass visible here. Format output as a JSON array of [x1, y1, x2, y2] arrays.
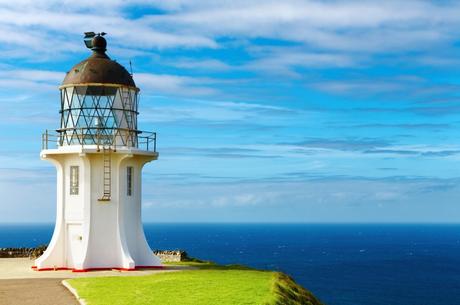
[[270, 272, 323, 305], [68, 262, 323, 305]]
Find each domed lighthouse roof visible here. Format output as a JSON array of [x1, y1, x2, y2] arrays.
[[62, 32, 136, 88]]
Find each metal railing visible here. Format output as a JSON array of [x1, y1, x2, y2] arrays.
[[42, 127, 157, 152]]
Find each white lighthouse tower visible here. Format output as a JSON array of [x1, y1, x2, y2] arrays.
[[34, 33, 162, 271]]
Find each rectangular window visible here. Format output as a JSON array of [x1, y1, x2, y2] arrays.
[[127, 166, 133, 196], [70, 166, 79, 195]]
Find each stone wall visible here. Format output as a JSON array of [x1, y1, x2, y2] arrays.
[[0, 246, 47, 258], [0, 247, 35, 258], [1, 247, 188, 262], [153, 250, 188, 262]]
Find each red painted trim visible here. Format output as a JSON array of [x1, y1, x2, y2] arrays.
[[33, 265, 163, 272], [72, 269, 88, 273], [73, 267, 136, 272], [36, 267, 72, 271]]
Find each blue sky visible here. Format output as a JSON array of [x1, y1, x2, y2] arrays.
[[0, 0, 460, 223]]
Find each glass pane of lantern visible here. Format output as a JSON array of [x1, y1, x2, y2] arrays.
[[64, 87, 74, 109], [71, 109, 80, 128], [106, 115, 115, 129], [76, 112, 87, 128]]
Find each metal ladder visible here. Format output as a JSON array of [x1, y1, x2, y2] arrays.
[[98, 145, 111, 201]]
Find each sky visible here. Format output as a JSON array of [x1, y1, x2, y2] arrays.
[[0, 0, 459, 223]]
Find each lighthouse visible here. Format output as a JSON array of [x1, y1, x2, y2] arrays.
[[35, 32, 161, 271]]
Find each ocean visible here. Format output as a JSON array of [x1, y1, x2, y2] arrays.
[[1, 223, 459, 305]]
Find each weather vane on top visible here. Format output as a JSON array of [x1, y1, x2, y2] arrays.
[[83, 32, 107, 50]]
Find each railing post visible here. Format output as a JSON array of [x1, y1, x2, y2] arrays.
[[113, 129, 117, 152], [45, 130, 48, 150], [96, 127, 100, 151]]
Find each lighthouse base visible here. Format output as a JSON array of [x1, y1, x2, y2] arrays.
[[34, 216, 162, 270], [35, 147, 161, 271]]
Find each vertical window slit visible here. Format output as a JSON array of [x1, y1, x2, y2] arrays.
[[70, 166, 79, 195], [127, 166, 133, 196]]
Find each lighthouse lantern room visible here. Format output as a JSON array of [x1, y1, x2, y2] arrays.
[[35, 32, 161, 271]]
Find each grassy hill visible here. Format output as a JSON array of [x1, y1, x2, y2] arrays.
[[67, 262, 323, 305]]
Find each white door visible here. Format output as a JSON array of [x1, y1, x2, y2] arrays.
[[66, 224, 83, 268]]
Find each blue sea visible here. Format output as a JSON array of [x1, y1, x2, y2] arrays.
[[1, 223, 459, 305]]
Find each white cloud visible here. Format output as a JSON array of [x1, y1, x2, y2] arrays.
[[139, 97, 300, 123], [167, 59, 233, 71], [138, 178, 460, 222], [0, 5, 216, 59], [0, 69, 63, 83], [143, 0, 460, 52], [245, 50, 357, 76], [0, 0, 458, 57], [0, 69, 63, 91], [135, 73, 219, 96], [311, 80, 405, 95]]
